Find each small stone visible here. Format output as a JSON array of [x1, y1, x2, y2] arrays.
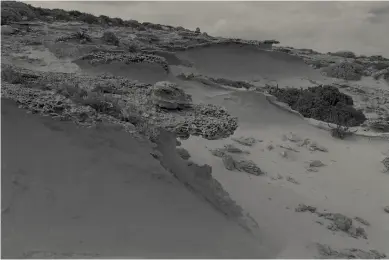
[[222, 155, 236, 171], [299, 138, 311, 147], [382, 157, 389, 172], [176, 147, 190, 160], [267, 144, 274, 150], [286, 132, 302, 143], [286, 176, 300, 184], [309, 141, 328, 152], [235, 160, 264, 176], [150, 150, 163, 159], [309, 160, 325, 167], [209, 148, 226, 158], [354, 216, 370, 226], [327, 213, 353, 232], [384, 206, 389, 214], [224, 144, 248, 154], [231, 136, 258, 146], [280, 151, 288, 158], [295, 204, 317, 213]]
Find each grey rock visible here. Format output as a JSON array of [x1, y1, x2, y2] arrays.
[[231, 136, 258, 146], [224, 144, 249, 154], [176, 147, 190, 160], [235, 160, 264, 176], [382, 157, 389, 172], [209, 148, 227, 158], [295, 204, 317, 213], [286, 176, 300, 184], [151, 81, 192, 110], [222, 154, 236, 171], [354, 216, 370, 226], [309, 160, 325, 168], [316, 243, 386, 259], [309, 141, 328, 152]]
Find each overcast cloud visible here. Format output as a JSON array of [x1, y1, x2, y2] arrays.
[[27, 1, 389, 57]]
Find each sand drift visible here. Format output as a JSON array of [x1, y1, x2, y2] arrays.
[[176, 45, 325, 81]]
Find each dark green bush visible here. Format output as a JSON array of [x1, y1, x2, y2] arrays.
[[102, 31, 119, 46], [78, 13, 98, 24], [268, 85, 366, 126]]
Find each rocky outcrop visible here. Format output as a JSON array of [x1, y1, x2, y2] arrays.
[[80, 50, 169, 72], [1, 65, 238, 141], [151, 81, 192, 110]]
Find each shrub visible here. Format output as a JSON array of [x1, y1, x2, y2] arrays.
[[92, 82, 123, 94], [268, 85, 366, 126], [1, 66, 24, 83], [80, 92, 122, 117], [73, 30, 92, 42], [329, 51, 356, 59], [323, 61, 364, 81], [102, 31, 119, 46], [68, 10, 82, 17], [57, 83, 88, 100], [78, 13, 98, 24]]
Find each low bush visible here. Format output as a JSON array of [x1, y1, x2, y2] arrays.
[[323, 61, 364, 81], [329, 51, 356, 59], [57, 83, 87, 100], [268, 85, 366, 126], [80, 92, 122, 117], [102, 31, 119, 46]]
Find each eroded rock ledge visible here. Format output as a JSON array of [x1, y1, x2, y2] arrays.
[[1, 64, 238, 141]]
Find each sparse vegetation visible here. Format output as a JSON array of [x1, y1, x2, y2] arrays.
[[323, 61, 364, 80], [268, 85, 366, 127], [56, 83, 88, 100]]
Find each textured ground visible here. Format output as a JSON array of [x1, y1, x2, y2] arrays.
[[1, 2, 389, 258]]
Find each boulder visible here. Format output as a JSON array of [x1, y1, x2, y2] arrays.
[[151, 81, 192, 110], [1, 25, 17, 35]]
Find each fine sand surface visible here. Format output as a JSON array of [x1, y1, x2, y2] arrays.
[[177, 80, 389, 258], [175, 45, 325, 82], [1, 99, 276, 259], [2, 16, 389, 258]]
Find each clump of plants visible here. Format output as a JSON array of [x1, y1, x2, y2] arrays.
[[101, 30, 120, 46], [268, 85, 366, 127], [327, 110, 358, 139]]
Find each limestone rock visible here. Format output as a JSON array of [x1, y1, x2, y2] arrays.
[[235, 160, 264, 176], [222, 155, 236, 171], [309, 141, 328, 152], [176, 147, 190, 160], [151, 81, 192, 110], [309, 160, 325, 168], [1, 25, 17, 35], [231, 136, 258, 146]]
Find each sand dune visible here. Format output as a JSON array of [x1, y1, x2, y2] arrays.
[[1, 99, 276, 259], [176, 45, 324, 81], [178, 84, 389, 258]]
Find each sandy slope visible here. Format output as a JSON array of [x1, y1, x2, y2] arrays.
[[175, 45, 325, 82], [177, 81, 389, 258], [1, 99, 276, 259]]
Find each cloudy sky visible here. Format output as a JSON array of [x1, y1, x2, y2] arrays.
[[27, 1, 389, 57]]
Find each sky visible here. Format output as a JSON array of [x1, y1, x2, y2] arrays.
[[26, 1, 389, 57]]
